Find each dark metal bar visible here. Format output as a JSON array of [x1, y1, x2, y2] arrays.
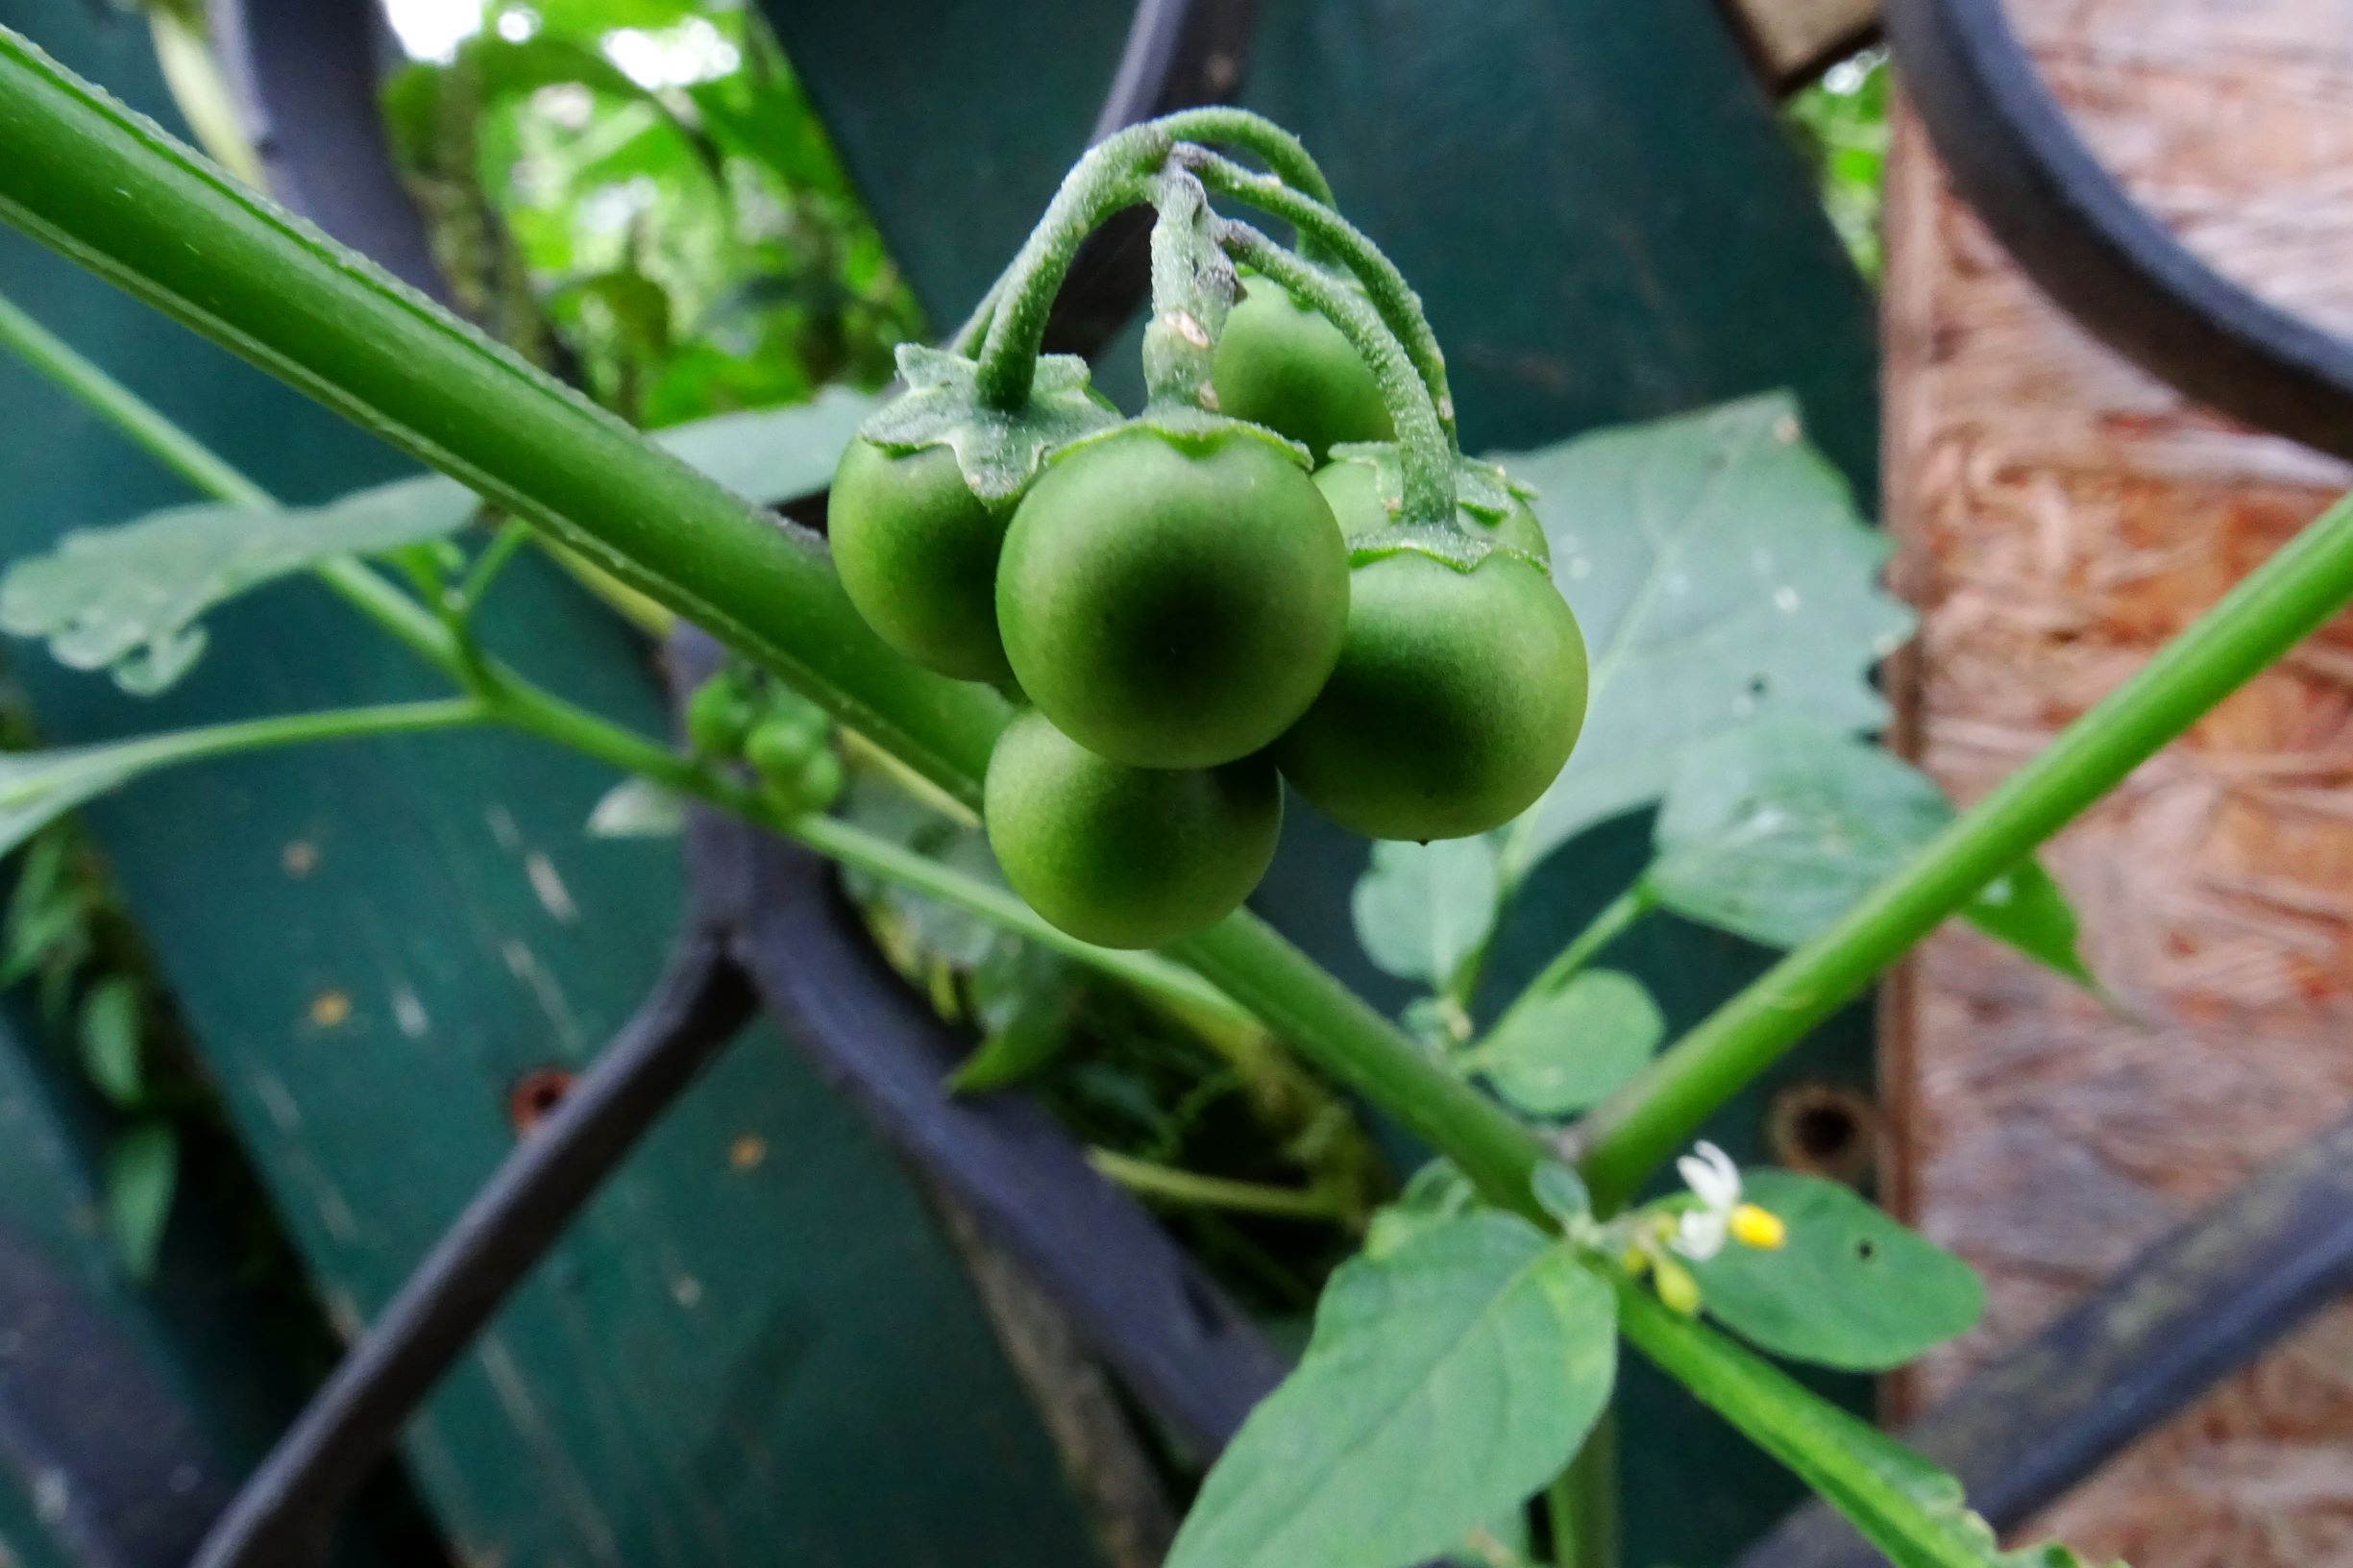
[[0, 1221, 232, 1568], [718, 812, 1289, 1455], [188, 938, 756, 1568], [1734, 1109, 2353, 1568], [1890, 0, 2353, 461]]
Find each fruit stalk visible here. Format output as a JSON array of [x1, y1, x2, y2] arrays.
[[1215, 222, 1457, 526], [1178, 145, 1458, 443]]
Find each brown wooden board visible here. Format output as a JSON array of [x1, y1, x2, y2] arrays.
[[1883, 3, 2353, 1559]]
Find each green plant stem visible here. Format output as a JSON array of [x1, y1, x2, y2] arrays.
[[0, 264, 1267, 1103], [1578, 486, 2353, 1209], [0, 281, 466, 680], [1088, 1147, 1349, 1221], [68, 698, 487, 780], [464, 663, 1251, 1032], [0, 30, 1012, 805], [1217, 222, 1456, 526], [1610, 1281, 1983, 1568], [1180, 146, 1458, 442], [454, 521, 534, 619], [1474, 885, 1654, 1042], [973, 107, 1337, 409], [1546, 1414, 1618, 1568], [0, 33, 1552, 1222]]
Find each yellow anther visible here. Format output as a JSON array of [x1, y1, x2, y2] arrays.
[[1620, 1245, 1652, 1278], [1730, 1204, 1786, 1251], [1654, 1257, 1702, 1318]]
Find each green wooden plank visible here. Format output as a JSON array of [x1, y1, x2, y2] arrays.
[[0, 5, 1105, 1565], [770, 4, 1879, 1562]]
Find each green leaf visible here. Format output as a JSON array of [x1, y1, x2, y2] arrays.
[[654, 385, 877, 503], [1617, 1283, 2026, 1568], [1470, 970, 1663, 1118], [1498, 394, 1915, 879], [1168, 1213, 1616, 1568], [1351, 838, 1501, 992], [949, 944, 1078, 1094], [1530, 1162, 1592, 1224], [0, 391, 876, 697], [77, 975, 142, 1107], [106, 1121, 178, 1283], [1689, 1169, 1982, 1371], [585, 776, 685, 838], [860, 346, 1120, 504], [1363, 1159, 1475, 1262], [0, 487, 475, 694], [1650, 723, 2096, 987]]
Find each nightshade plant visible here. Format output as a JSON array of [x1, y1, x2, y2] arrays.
[[12, 30, 2353, 1565]]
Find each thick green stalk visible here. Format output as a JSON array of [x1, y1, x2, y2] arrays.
[[0, 29, 1009, 805], [1217, 222, 1457, 526], [1180, 146, 1457, 442], [1176, 917, 1546, 1213], [0, 32, 1546, 1222], [1578, 487, 2353, 1207], [1546, 1416, 1618, 1568]]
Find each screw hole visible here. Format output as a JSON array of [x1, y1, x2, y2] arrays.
[[1766, 1082, 1878, 1187], [508, 1067, 576, 1136]]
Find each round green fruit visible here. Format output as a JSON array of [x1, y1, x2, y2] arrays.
[[985, 709, 1282, 949], [996, 421, 1348, 770], [1274, 550, 1587, 841], [684, 669, 760, 758], [1313, 457, 1551, 562], [745, 708, 826, 784], [829, 436, 1013, 682], [1211, 272, 1393, 462]]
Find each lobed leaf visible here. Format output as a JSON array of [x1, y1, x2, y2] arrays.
[[1496, 393, 1914, 880], [1649, 723, 2096, 987], [1470, 969, 1663, 1119], [0, 389, 879, 696], [1168, 1213, 1616, 1568], [1689, 1168, 1983, 1371]]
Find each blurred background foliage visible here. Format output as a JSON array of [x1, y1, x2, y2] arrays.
[[1784, 46, 1890, 282], [378, 0, 924, 424]]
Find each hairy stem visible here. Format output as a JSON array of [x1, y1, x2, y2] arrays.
[[0, 32, 1553, 1219], [1180, 146, 1457, 442], [1577, 487, 2353, 1208], [1217, 222, 1456, 525], [973, 107, 1340, 409]]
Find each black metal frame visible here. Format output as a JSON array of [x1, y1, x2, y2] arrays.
[[15, 0, 2353, 1562]]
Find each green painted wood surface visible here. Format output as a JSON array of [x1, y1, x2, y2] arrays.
[[769, 5, 1879, 1564], [0, 5, 1104, 1565]]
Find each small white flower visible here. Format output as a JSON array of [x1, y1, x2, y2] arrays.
[[1672, 1140, 1743, 1261]]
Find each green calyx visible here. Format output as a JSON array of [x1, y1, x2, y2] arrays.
[[856, 344, 1119, 505], [1321, 443, 1550, 566]]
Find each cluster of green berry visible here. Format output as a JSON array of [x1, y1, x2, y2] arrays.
[[825, 171, 1584, 951], [686, 664, 845, 817]]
